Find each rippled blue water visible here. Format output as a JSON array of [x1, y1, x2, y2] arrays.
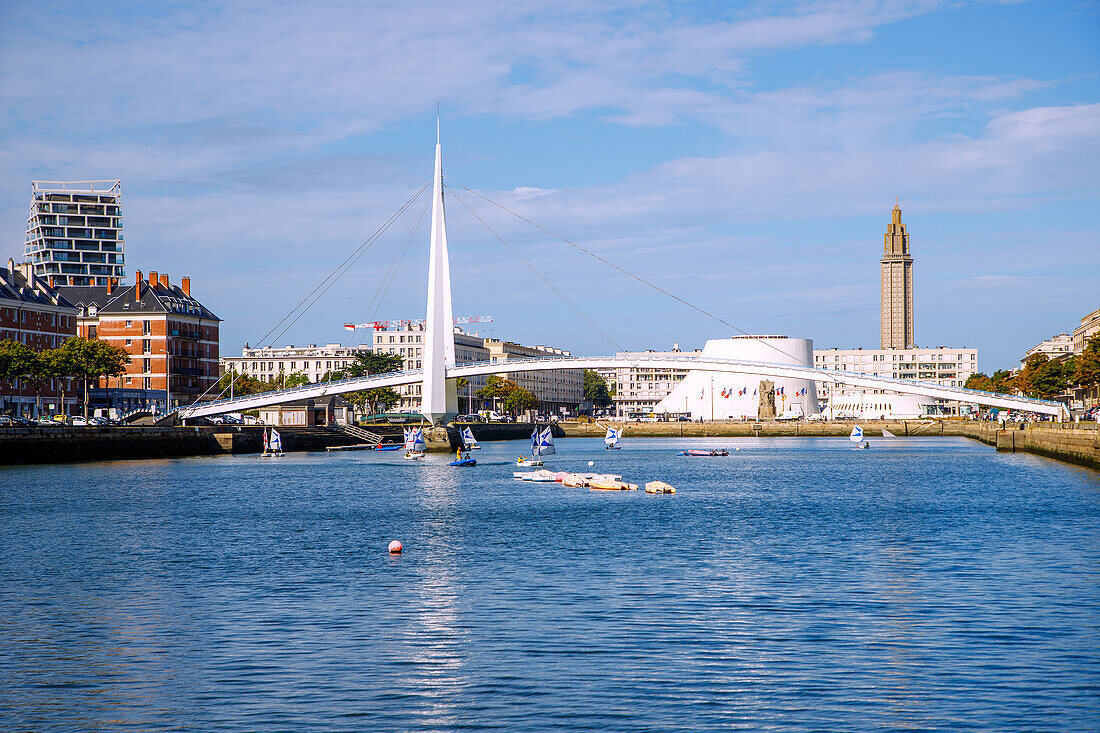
[[1, 436, 1098, 731]]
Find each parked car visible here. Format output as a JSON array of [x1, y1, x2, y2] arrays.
[[0, 415, 14, 426], [70, 416, 89, 426]]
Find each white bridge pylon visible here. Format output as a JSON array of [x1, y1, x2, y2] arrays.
[[180, 355, 1068, 419], [182, 129, 1069, 422]]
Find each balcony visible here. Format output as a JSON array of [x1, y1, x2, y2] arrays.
[[171, 329, 203, 340]]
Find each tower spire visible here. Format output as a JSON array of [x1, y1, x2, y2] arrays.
[[421, 118, 458, 424]]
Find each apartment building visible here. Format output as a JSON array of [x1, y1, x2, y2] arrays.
[[25, 180, 125, 287], [593, 344, 695, 417], [220, 343, 376, 385], [62, 270, 220, 413], [483, 338, 583, 414], [813, 346, 978, 414], [373, 323, 489, 411], [0, 261, 80, 416]]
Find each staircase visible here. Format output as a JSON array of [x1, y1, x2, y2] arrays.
[[337, 424, 384, 444]]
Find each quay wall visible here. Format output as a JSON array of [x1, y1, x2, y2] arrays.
[[0, 426, 364, 466], [558, 420, 1099, 470], [2, 421, 1095, 469]]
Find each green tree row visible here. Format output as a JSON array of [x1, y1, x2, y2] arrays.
[[0, 337, 131, 418], [475, 375, 538, 415], [964, 336, 1100, 401]]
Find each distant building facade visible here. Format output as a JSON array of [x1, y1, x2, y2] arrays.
[[25, 180, 125, 287], [61, 270, 220, 413], [483, 339, 583, 414], [881, 203, 914, 349], [0, 260, 80, 416], [593, 344, 695, 417], [1072, 307, 1100, 355], [220, 343, 376, 385], [1022, 333, 1074, 366], [372, 323, 490, 412], [813, 346, 978, 416]]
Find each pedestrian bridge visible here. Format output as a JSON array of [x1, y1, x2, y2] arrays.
[[179, 355, 1067, 420]]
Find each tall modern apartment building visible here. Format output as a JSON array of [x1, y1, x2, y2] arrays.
[[881, 203, 914, 349], [25, 180, 125, 287]]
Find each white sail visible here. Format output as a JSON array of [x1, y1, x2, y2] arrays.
[[404, 427, 426, 451], [270, 429, 282, 452], [538, 426, 556, 456], [604, 427, 621, 445], [881, 427, 896, 438], [461, 426, 478, 447], [849, 425, 864, 442], [263, 428, 270, 452]]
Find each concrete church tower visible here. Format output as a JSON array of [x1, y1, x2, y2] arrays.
[[880, 202, 914, 349]]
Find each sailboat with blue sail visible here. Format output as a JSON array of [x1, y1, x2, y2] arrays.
[[604, 426, 623, 450], [850, 424, 869, 449], [403, 426, 426, 460], [262, 427, 284, 457], [518, 426, 555, 466], [460, 426, 480, 450]]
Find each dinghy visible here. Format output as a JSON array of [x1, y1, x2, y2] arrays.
[[850, 425, 869, 449], [517, 426, 555, 466], [644, 481, 676, 494], [677, 449, 729, 457], [403, 427, 426, 460], [460, 426, 481, 450], [604, 426, 623, 450], [261, 427, 284, 457]]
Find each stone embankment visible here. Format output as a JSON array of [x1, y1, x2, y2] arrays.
[[2, 420, 1095, 469], [0, 425, 364, 466], [559, 419, 1100, 470]]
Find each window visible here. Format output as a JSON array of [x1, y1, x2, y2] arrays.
[[143, 339, 150, 354], [142, 320, 150, 335], [125, 320, 131, 327], [125, 339, 132, 347]]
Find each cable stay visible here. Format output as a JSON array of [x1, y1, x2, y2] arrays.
[[444, 176, 801, 363], [447, 187, 624, 354]]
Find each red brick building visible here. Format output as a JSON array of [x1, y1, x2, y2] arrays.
[[0, 260, 80, 417], [61, 270, 221, 413]]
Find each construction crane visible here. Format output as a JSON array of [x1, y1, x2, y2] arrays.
[[343, 315, 492, 331]]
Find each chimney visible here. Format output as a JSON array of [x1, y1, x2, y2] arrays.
[[49, 275, 55, 289], [106, 278, 113, 295], [159, 273, 169, 289], [135, 269, 143, 299], [148, 270, 158, 289], [181, 276, 191, 297], [6, 258, 13, 281]]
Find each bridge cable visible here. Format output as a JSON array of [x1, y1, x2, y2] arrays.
[[264, 179, 431, 345], [350, 195, 432, 348], [445, 176, 800, 363], [180, 181, 431, 411], [448, 187, 625, 353]]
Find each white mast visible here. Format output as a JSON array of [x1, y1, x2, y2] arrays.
[[421, 117, 458, 424]]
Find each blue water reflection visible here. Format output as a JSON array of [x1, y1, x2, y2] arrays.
[[0, 437, 1097, 731]]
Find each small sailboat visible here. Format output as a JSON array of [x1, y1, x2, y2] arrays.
[[262, 427, 284, 457], [517, 426, 555, 466], [460, 426, 481, 450], [604, 426, 623, 451], [850, 425, 869, 449], [403, 427, 426, 460], [881, 427, 897, 438]]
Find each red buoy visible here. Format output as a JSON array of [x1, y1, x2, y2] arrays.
[[388, 540, 403, 554]]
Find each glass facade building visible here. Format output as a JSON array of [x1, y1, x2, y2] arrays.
[[25, 180, 125, 287]]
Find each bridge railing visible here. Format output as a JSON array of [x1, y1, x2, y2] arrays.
[[185, 354, 1065, 416]]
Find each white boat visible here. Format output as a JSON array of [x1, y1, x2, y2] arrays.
[[518, 426, 555, 466], [460, 426, 481, 450], [850, 425, 869, 449], [262, 427, 284, 457], [881, 427, 897, 438], [514, 469, 556, 482], [403, 427, 426, 460], [604, 426, 623, 450]]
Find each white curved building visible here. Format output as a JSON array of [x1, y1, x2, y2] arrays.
[[655, 336, 819, 419]]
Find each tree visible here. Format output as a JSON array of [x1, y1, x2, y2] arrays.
[[0, 340, 40, 415], [456, 377, 470, 413], [583, 370, 613, 408], [502, 385, 538, 415], [1074, 336, 1100, 392], [284, 371, 311, 389], [327, 352, 405, 417], [58, 337, 131, 418], [218, 369, 277, 398], [1016, 353, 1075, 400]]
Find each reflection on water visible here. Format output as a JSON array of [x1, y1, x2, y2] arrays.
[[0, 437, 1098, 731]]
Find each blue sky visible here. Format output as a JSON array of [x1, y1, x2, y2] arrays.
[[1, 0, 1097, 371]]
